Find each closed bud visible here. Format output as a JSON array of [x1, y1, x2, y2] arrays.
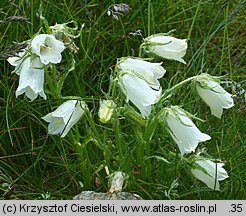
[[98, 100, 115, 123]]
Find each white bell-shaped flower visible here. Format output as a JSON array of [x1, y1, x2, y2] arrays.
[[117, 57, 166, 90], [118, 74, 161, 118], [98, 100, 115, 123], [191, 159, 229, 191], [42, 100, 86, 137], [16, 56, 46, 100], [196, 74, 234, 118], [8, 52, 46, 101], [116, 57, 164, 117], [163, 106, 211, 155], [142, 34, 187, 64], [31, 34, 65, 65]]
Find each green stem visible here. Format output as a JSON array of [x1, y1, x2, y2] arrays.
[[143, 116, 159, 182], [156, 75, 198, 109], [70, 126, 92, 186], [139, 43, 144, 58], [39, 0, 51, 34], [51, 64, 59, 97], [45, 66, 54, 95], [147, 0, 151, 37], [5, 85, 14, 147], [166, 76, 197, 94], [110, 80, 117, 100], [85, 110, 110, 157], [114, 118, 124, 163], [45, 65, 59, 99], [107, 66, 118, 100]]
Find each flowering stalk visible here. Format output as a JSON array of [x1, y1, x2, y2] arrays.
[[84, 108, 111, 156]]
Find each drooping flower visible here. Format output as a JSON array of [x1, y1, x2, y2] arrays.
[[31, 34, 65, 65], [42, 100, 86, 137], [195, 74, 234, 118], [16, 56, 46, 100], [117, 57, 166, 90], [116, 57, 164, 117], [191, 159, 229, 191], [98, 100, 115, 123], [162, 106, 211, 155], [141, 34, 187, 64], [8, 53, 46, 101]]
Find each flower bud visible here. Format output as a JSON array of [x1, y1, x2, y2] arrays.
[[98, 100, 115, 123]]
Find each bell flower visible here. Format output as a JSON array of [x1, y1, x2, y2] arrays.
[[8, 52, 46, 101], [195, 74, 234, 118], [98, 100, 115, 123], [162, 106, 211, 155], [191, 159, 229, 191], [31, 34, 65, 65], [142, 34, 187, 64], [116, 57, 164, 117], [118, 74, 161, 118], [42, 100, 86, 137], [16, 56, 46, 100], [116, 57, 166, 90]]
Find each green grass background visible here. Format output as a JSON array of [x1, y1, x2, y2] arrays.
[[0, 0, 245, 199]]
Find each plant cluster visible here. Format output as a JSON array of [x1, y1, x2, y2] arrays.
[[5, 3, 236, 197]]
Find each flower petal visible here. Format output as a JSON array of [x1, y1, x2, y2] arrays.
[[61, 105, 85, 137], [192, 159, 229, 191], [15, 56, 46, 100], [196, 77, 234, 118], [118, 57, 166, 90], [42, 100, 86, 137], [191, 168, 220, 191], [165, 107, 210, 155], [31, 34, 65, 65], [47, 117, 66, 135], [120, 74, 161, 117], [143, 35, 187, 64]]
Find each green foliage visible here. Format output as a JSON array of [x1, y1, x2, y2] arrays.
[[0, 0, 245, 200]]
